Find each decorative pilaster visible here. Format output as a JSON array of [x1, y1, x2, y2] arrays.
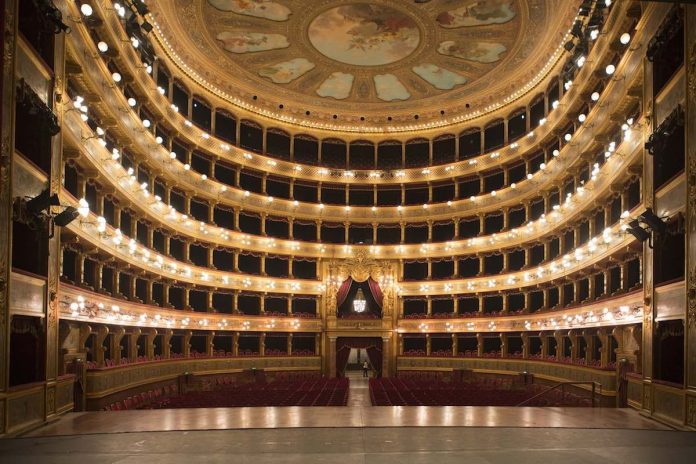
[[684, 4, 696, 427]]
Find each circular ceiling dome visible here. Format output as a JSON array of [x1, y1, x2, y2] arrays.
[[147, 0, 581, 132], [308, 5, 421, 66]]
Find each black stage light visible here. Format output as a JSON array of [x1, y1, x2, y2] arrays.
[[26, 189, 60, 213], [640, 208, 667, 234], [564, 40, 575, 51], [571, 22, 583, 38], [627, 221, 650, 242], [132, 0, 149, 16], [141, 21, 153, 33], [54, 206, 80, 227]]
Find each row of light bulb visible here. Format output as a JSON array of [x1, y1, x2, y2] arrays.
[[88, 30, 638, 220], [71, 106, 637, 267], [410, 303, 641, 334], [85, 1, 634, 186], [70, 188, 637, 298], [66, 295, 309, 331]]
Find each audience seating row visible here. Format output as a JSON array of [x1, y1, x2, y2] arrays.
[[103, 384, 178, 411], [151, 378, 349, 408], [369, 377, 590, 407]]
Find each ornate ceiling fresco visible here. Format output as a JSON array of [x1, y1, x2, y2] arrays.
[[148, 0, 581, 132]]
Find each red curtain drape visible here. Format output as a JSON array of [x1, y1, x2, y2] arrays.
[[336, 338, 383, 377], [367, 277, 383, 308], [336, 345, 352, 377], [366, 346, 382, 377], [335, 277, 353, 308]]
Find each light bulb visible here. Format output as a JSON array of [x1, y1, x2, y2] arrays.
[[591, 92, 600, 101], [97, 41, 108, 53], [578, 114, 586, 122], [80, 3, 93, 16], [111, 72, 122, 82], [142, 119, 151, 128], [620, 33, 630, 45], [78, 198, 90, 218], [127, 97, 137, 107], [605, 64, 615, 75]]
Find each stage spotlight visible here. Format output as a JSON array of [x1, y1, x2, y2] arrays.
[[54, 206, 80, 227], [132, 0, 150, 16], [627, 220, 649, 242], [640, 208, 667, 234], [564, 40, 575, 51], [141, 21, 153, 33], [26, 189, 60, 213]]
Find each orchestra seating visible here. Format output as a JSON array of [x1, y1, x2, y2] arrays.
[[369, 376, 591, 407], [104, 377, 349, 410]]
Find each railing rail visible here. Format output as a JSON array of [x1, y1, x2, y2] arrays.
[[515, 381, 601, 407]]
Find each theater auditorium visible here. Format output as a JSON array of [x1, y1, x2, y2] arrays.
[[0, 0, 695, 461]]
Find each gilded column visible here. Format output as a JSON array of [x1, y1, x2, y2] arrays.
[[684, 3, 696, 427]]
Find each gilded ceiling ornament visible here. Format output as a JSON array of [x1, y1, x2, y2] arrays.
[[148, 0, 581, 129]]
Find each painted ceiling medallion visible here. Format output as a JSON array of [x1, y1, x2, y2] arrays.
[[316, 72, 355, 99], [437, 41, 507, 63], [150, 0, 582, 131], [437, 0, 516, 28], [307, 4, 421, 66], [208, 0, 291, 21], [216, 32, 289, 53], [374, 74, 410, 101], [259, 58, 315, 83], [412, 64, 467, 90]]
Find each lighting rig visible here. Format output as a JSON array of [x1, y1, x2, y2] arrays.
[[13, 189, 81, 239], [625, 209, 669, 249]]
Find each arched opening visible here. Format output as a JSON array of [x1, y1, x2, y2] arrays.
[[335, 337, 383, 377], [336, 277, 383, 319]]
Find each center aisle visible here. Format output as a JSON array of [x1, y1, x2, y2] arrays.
[[345, 370, 372, 407]]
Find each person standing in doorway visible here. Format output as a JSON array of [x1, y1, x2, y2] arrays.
[[362, 360, 369, 378]]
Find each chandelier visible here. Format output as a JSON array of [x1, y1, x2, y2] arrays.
[[353, 288, 367, 313]]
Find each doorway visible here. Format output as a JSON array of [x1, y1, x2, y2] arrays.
[[346, 348, 373, 377], [335, 337, 382, 378]]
